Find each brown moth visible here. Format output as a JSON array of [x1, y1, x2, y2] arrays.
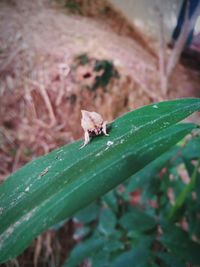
[[80, 110, 109, 148]]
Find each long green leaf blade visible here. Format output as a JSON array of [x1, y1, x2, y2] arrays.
[[0, 98, 200, 262]]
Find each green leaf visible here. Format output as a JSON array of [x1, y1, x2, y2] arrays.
[[73, 226, 91, 240], [127, 146, 179, 192], [160, 222, 200, 264], [128, 135, 200, 193], [64, 233, 123, 267], [111, 246, 149, 267], [90, 250, 110, 267], [119, 207, 156, 233], [196, 169, 200, 204], [168, 158, 200, 221], [157, 252, 186, 267], [74, 202, 100, 224], [102, 191, 118, 214], [91, 238, 124, 267], [98, 208, 117, 236], [0, 98, 200, 262], [103, 239, 124, 252], [182, 136, 200, 160], [64, 235, 105, 267]]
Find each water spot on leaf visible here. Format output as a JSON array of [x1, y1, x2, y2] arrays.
[[107, 141, 113, 146], [153, 104, 158, 108], [25, 186, 30, 192]]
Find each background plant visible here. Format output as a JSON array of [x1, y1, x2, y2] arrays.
[[66, 133, 200, 267]]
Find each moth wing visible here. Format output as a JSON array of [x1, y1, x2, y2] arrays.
[[90, 111, 103, 126], [81, 110, 95, 131]]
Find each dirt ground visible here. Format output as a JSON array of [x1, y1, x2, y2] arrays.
[[0, 0, 200, 266]]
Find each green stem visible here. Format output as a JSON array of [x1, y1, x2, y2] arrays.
[[168, 158, 200, 221]]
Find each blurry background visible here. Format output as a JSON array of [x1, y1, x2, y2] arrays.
[[109, 0, 182, 42], [0, 0, 199, 266]]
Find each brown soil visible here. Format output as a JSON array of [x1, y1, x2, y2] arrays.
[[0, 0, 200, 266]]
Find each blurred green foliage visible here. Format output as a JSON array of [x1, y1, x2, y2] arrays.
[[66, 135, 200, 267]]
